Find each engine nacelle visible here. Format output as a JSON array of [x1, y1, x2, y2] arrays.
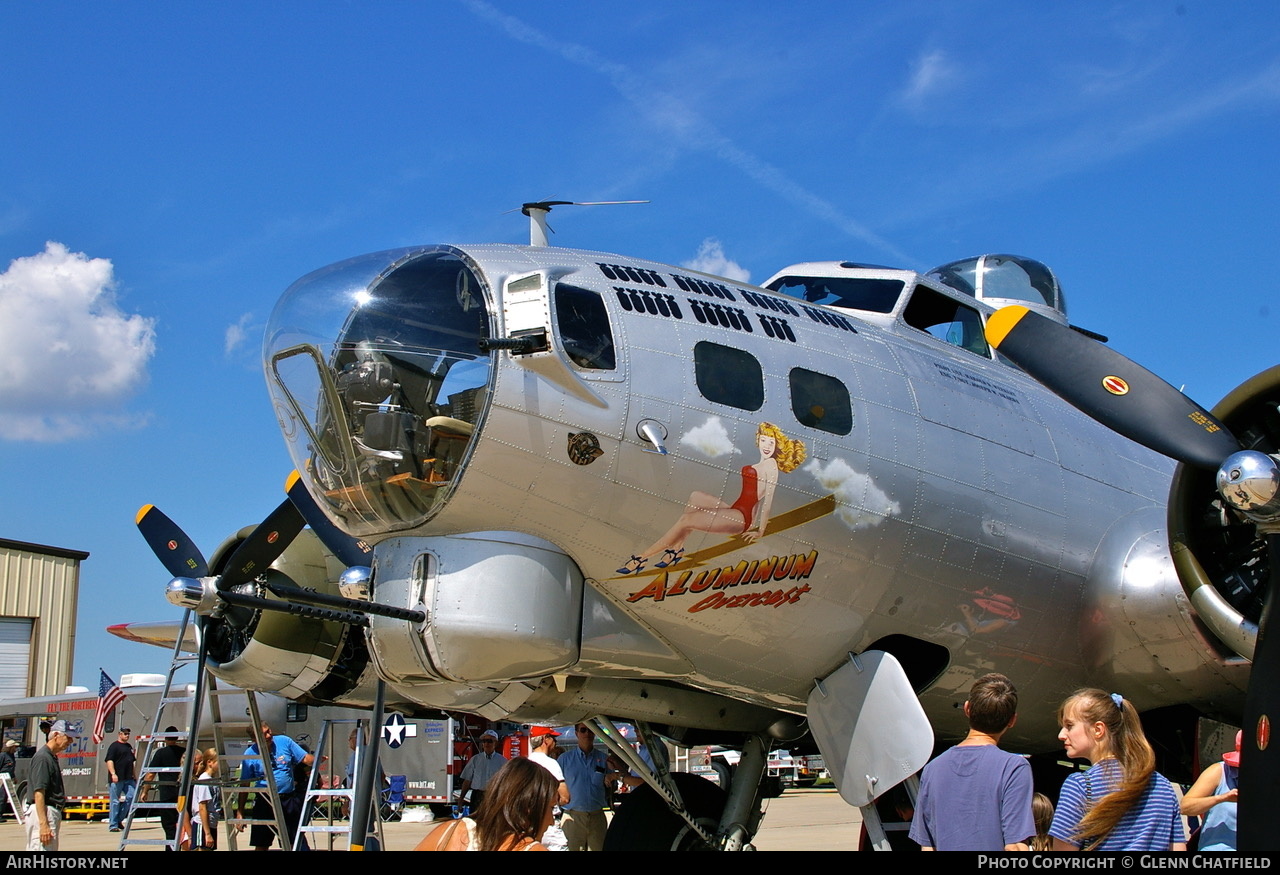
[[202, 527, 369, 702], [1169, 364, 1280, 663]]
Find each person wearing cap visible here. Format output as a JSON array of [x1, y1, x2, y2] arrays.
[[458, 730, 507, 812], [235, 720, 313, 851], [142, 726, 186, 849], [103, 726, 136, 832], [1181, 730, 1240, 852], [0, 738, 18, 822], [25, 719, 77, 850], [526, 727, 570, 805]]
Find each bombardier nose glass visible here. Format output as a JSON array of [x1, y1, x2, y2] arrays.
[[265, 247, 492, 537]]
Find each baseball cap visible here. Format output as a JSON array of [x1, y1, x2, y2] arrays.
[[529, 726, 560, 739], [1223, 730, 1242, 768], [48, 720, 79, 739], [480, 730, 499, 740]]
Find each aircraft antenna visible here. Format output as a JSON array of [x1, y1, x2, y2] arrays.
[[519, 200, 649, 247]]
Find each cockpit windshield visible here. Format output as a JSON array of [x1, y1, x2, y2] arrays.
[[766, 275, 905, 313], [265, 247, 492, 538]]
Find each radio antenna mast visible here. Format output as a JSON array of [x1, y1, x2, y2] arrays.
[[520, 200, 649, 246]]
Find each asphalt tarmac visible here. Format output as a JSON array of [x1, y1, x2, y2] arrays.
[[0, 786, 864, 852]]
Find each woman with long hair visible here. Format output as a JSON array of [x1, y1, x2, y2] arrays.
[[1049, 689, 1186, 851], [416, 757, 556, 851], [619, 422, 806, 574], [1030, 792, 1054, 851]]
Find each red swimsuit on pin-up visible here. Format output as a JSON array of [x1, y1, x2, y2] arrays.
[[728, 466, 759, 532]]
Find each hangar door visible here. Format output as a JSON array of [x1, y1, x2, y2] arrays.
[[0, 619, 33, 699]]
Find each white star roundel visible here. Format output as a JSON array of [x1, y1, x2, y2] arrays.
[[382, 713, 418, 748]]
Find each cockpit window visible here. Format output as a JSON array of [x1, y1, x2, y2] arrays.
[[767, 275, 904, 313], [555, 284, 616, 370], [902, 285, 990, 357]]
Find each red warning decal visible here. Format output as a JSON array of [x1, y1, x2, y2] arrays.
[[1102, 375, 1129, 396]]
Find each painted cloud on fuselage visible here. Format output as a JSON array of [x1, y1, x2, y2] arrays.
[[804, 457, 899, 530], [680, 415, 740, 458]]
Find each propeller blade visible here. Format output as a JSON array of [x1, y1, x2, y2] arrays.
[[136, 504, 209, 578], [285, 470, 374, 568], [986, 306, 1241, 469], [1236, 533, 1279, 852], [216, 497, 306, 590], [107, 620, 199, 652]]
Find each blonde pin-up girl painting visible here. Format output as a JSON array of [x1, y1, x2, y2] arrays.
[[618, 422, 806, 574]]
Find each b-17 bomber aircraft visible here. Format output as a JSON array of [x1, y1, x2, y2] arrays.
[[122, 204, 1278, 850]]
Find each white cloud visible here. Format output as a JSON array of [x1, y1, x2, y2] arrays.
[[225, 312, 254, 356], [0, 242, 156, 441], [682, 239, 750, 283], [902, 49, 957, 107], [804, 457, 900, 530], [680, 415, 740, 458]]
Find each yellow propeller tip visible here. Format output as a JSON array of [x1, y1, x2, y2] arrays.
[[985, 305, 1030, 349]]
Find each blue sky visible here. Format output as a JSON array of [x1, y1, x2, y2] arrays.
[[2, 1, 1278, 687]]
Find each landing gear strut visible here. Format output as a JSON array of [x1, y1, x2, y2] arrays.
[[592, 717, 769, 851]]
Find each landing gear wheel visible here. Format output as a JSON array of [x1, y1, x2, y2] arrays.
[[603, 772, 727, 851], [710, 760, 733, 791]]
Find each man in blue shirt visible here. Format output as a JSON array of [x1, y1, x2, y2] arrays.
[[908, 673, 1034, 851], [558, 724, 615, 851], [235, 721, 314, 850]]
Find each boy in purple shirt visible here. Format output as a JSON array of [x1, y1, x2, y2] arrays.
[[909, 673, 1034, 851]]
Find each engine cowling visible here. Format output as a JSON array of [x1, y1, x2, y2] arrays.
[[201, 527, 370, 702], [1169, 365, 1280, 662]]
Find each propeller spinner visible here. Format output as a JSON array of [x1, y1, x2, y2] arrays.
[[986, 304, 1279, 852], [138, 499, 306, 617], [137, 475, 417, 653]]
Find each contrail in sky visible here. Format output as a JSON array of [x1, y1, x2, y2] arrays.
[[464, 0, 914, 265]]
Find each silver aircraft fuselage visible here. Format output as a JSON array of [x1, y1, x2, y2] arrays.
[[263, 244, 1247, 751]]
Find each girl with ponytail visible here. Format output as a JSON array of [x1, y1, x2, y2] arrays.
[[1049, 689, 1187, 851]]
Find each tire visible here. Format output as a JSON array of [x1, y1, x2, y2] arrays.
[[759, 775, 784, 798], [709, 760, 733, 792], [602, 772, 726, 851]]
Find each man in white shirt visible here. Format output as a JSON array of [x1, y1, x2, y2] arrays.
[[457, 730, 507, 811], [526, 726, 570, 805]]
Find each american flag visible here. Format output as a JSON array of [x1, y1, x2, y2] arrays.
[[92, 670, 126, 744]]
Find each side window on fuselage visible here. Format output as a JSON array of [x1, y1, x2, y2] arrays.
[[555, 284, 616, 370], [789, 368, 852, 435], [694, 341, 763, 411]]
